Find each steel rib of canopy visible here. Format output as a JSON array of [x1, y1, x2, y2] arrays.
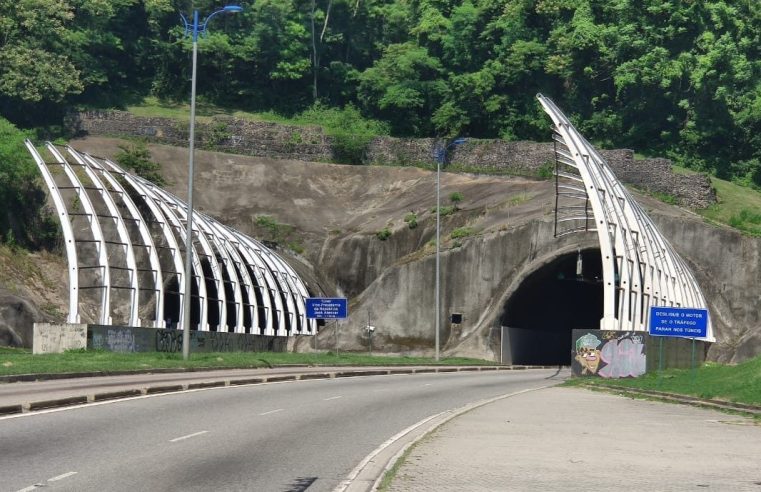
[[24, 140, 314, 336], [536, 95, 713, 341]]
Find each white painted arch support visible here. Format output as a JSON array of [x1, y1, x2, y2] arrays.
[[536, 95, 713, 341], [26, 142, 315, 337]]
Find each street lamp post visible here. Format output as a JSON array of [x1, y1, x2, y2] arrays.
[[432, 137, 466, 362], [180, 4, 243, 361]]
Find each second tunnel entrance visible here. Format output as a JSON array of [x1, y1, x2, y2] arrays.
[[500, 249, 604, 365]]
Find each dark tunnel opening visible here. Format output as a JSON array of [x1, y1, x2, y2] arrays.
[[500, 249, 604, 365]]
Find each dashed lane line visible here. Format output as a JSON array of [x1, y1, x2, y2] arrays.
[[15, 471, 78, 491], [323, 396, 343, 401], [48, 471, 78, 481], [169, 430, 209, 443], [259, 408, 284, 416]]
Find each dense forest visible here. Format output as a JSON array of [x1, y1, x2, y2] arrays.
[[1, 1, 759, 188]]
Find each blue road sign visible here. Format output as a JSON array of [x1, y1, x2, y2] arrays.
[[649, 306, 708, 338], [306, 298, 348, 319]]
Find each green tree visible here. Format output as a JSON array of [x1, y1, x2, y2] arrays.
[[0, 118, 58, 248]]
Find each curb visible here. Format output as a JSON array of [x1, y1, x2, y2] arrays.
[[2, 366, 558, 416], [0, 364, 555, 384], [582, 383, 761, 416]]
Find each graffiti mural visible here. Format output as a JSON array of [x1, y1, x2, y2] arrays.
[[572, 330, 646, 378], [88, 325, 287, 353]]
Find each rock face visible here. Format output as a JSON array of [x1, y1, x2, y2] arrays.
[[15, 137, 760, 362], [0, 291, 45, 347]]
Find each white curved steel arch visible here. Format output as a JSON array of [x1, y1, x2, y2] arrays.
[[141, 184, 211, 331], [25, 141, 81, 323], [65, 147, 141, 327], [76, 152, 165, 328], [150, 187, 228, 331], [537, 94, 713, 340], [100, 158, 187, 329], [46, 144, 113, 325], [27, 143, 315, 338]]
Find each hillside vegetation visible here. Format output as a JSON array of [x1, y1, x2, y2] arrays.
[[0, 0, 759, 188]]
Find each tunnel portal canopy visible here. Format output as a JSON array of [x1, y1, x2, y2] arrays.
[[25, 141, 314, 337], [536, 95, 713, 341]]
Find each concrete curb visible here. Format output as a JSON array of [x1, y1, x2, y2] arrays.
[[0, 364, 552, 384], [3, 365, 558, 415], [582, 383, 761, 416]]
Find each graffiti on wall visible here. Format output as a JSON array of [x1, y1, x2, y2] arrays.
[[572, 330, 646, 378], [88, 325, 287, 353]]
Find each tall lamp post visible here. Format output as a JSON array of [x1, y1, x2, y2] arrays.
[[180, 4, 243, 361], [432, 137, 466, 362]]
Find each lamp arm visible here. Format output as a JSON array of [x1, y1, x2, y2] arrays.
[[199, 8, 228, 36]]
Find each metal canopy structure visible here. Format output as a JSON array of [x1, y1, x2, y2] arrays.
[[25, 141, 314, 336], [537, 95, 713, 341]]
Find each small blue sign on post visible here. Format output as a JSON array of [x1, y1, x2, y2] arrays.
[[649, 306, 708, 338], [306, 298, 348, 319]]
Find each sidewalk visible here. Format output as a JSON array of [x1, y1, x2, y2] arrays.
[[384, 386, 761, 491]]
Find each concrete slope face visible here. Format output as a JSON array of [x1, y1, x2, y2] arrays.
[[537, 95, 713, 341], [24, 140, 314, 336]]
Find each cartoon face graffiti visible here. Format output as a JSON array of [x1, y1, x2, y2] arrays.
[[575, 346, 602, 374], [575, 333, 602, 375]]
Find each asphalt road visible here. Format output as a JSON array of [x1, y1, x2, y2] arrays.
[[0, 369, 561, 492]]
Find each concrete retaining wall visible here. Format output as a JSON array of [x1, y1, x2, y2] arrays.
[[32, 324, 289, 353], [33, 323, 87, 354]]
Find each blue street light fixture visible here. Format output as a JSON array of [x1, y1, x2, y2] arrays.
[[432, 137, 466, 362], [180, 4, 243, 361]]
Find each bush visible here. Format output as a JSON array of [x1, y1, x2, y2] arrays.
[[292, 103, 389, 165], [449, 191, 463, 209], [431, 205, 456, 216], [404, 212, 418, 229], [376, 227, 392, 240], [114, 142, 166, 186], [537, 162, 555, 179], [450, 227, 474, 239]]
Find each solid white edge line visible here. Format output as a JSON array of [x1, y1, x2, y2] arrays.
[[48, 471, 78, 482], [169, 430, 208, 443], [259, 408, 284, 416], [333, 413, 444, 492]]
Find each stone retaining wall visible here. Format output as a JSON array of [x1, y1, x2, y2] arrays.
[[69, 110, 715, 209]]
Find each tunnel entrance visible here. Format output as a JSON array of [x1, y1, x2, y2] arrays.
[[500, 249, 604, 365]]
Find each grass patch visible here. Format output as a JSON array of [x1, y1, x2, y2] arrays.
[[699, 176, 761, 236], [0, 350, 496, 376], [377, 436, 421, 491], [565, 355, 761, 406]]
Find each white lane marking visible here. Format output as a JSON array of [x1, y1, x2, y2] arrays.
[[48, 471, 78, 482], [169, 430, 208, 443], [259, 408, 284, 416], [16, 485, 44, 492], [423, 383, 432, 386], [323, 395, 343, 401]]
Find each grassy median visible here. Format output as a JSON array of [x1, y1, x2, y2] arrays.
[[0, 347, 494, 376], [565, 355, 761, 406]]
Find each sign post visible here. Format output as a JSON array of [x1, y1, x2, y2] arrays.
[[649, 306, 709, 385], [306, 298, 348, 354]]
